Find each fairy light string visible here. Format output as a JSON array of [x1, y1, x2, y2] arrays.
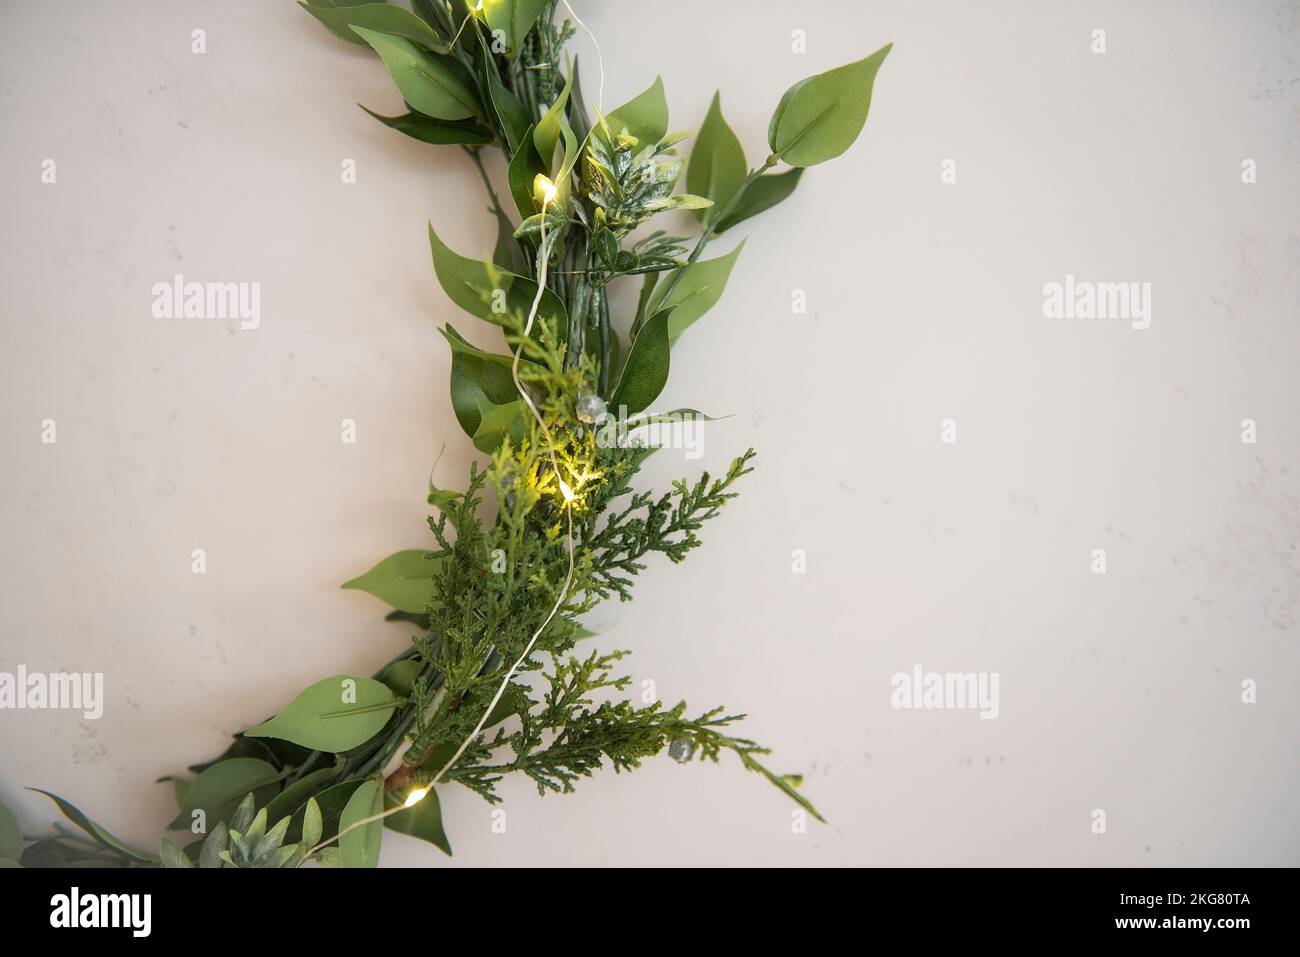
[[420, 0, 609, 795], [311, 2, 608, 858], [447, 0, 484, 49], [420, 176, 574, 795]]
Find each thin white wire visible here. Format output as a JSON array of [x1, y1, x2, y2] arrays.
[[423, 200, 574, 793], [424, 0, 610, 791], [307, 207, 573, 857], [561, 0, 604, 112], [447, 3, 478, 49], [311, 3, 609, 856]]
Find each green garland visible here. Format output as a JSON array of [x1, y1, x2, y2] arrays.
[[4, 0, 890, 869]]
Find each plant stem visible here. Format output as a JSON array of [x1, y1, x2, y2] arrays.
[[563, 229, 592, 368], [464, 147, 507, 222], [658, 156, 779, 304], [289, 645, 423, 785], [352, 706, 417, 780], [566, 275, 590, 368], [596, 285, 612, 395]]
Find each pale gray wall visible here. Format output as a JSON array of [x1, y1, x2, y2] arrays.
[[1, 0, 1297, 866]]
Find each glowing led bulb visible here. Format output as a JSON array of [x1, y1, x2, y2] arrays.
[[558, 478, 575, 503], [403, 787, 429, 808], [535, 174, 558, 206]]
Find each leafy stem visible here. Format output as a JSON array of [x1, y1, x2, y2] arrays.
[[658, 155, 779, 304], [464, 145, 507, 219]]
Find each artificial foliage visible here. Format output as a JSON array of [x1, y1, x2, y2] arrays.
[[4, 0, 889, 868]]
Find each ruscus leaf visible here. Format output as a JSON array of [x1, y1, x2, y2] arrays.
[[245, 676, 398, 752], [352, 26, 481, 121], [767, 44, 891, 166], [439, 324, 521, 440], [299, 2, 450, 50], [648, 240, 746, 342], [29, 789, 155, 863], [611, 309, 671, 414], [606, 76, 669, 146], [359, 106, 493, 145], [338, 780, 383, 867], [428, 224, 567, 337], [481, 0, 549, 59], [342, 548, 442, 614], [716, 167, 804, 233], [383, 786, 452, 856], [687, 92, 747, 225], [166, 759, 282, 833]]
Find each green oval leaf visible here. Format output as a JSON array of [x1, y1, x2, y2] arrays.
[[533, 65, 573, 168], [352, 26, 481, 121], [507, 125, 546, 220], [482, 0, 549, 59], [165, 759, 282, 832], [648, 240, 746, 342], [566, 56, 593, 142], [383, 786, 451, 856], [687, 92, 747, 226], [716, 167, 804, 233], [187, 731, 314, 775], [27, 789, 154, 863], [477, 28, 531, 152], [428, 224, 567, 337], [264, 767, 338, 824], [342, 548, 442, 614], [439, 324, 521, 440], [287, 779, 363, 845], [378, 659, 423, 698], [606, 76, 668, 146], [471, 396, 526, 453], [554, 119, 579, 205], [245, 676, 397, 752], [299, 2, 450, 51], [611, 309, 671, 414], [339, 780, 383, 868], [156, 774, 191, 811], [359, 106, 492, 145], [301, 797, 324, 849], [767, 44, 891, 167]]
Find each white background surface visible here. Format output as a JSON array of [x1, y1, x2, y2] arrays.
[[2, 0, 1298, 866]]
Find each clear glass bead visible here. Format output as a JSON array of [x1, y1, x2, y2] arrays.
[[575, 393, 607, 424]]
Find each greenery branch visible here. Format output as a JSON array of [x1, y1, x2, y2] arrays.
[[5, 0, 889, 869]]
